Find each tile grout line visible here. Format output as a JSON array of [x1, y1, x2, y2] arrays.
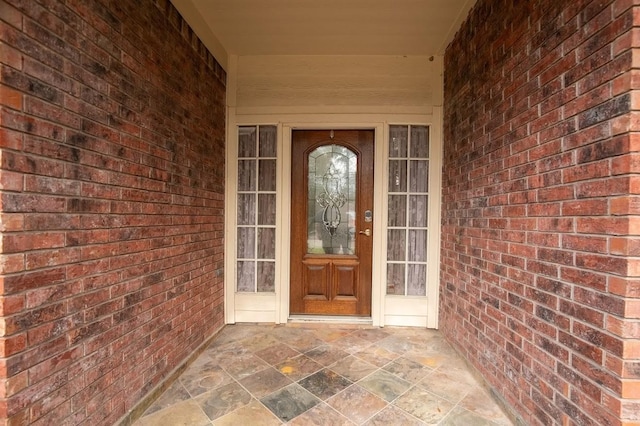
[[134, 325, 514, 426]]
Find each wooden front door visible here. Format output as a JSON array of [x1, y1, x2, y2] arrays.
[[290, 130, 374, 316]]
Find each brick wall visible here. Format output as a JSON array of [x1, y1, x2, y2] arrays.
[[442, 0, 640, 424], [0, 0, 226, 424]]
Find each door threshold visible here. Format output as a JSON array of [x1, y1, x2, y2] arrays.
[[288, 315, 373, 326]]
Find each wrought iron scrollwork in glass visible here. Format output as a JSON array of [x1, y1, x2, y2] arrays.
[[307, 144, 357, 255], [317, 163, 347, 235]]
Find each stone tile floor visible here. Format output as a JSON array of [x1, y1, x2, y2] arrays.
[[134, 323, 514, 425]]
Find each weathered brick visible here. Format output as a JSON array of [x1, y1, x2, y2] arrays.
[[0, 84, 22, 110], [0, 0, 225, 423], [611, 195, 640, 214], [577, 216, 631, 235], [2, 232, 65, 253], [442, 0, 639, 424], [0, 170, 23, 192]]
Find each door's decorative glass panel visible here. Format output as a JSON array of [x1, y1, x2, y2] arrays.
[[307, 145, 356, 255], [386, 125, 430, 296], [236, 125, 277, 292]]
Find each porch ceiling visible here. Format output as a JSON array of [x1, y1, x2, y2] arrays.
[[170, 0, 476, 69]]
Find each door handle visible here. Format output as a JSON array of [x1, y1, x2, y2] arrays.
[[359, 229, 371, 236]]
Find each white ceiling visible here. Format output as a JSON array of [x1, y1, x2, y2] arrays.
[[171, 0, 476, 70]]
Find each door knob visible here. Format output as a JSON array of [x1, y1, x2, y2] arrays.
[[359, 229, 371, 236]]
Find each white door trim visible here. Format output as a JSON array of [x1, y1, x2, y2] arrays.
[[225, 111, 441, 328], [280, 122, 385, 325]]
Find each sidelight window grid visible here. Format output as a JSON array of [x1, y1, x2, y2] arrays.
[[386, 125, 429, 296], [236, 125, 277, 293]]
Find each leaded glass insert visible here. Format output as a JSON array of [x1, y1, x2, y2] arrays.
[[307, 145, 357, 255]]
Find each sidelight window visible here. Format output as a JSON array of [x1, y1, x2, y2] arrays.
[[236, 125, 277, 292], [387, 125, 429, 296]]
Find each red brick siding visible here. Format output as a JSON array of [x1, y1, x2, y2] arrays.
[[0, 0, 226, 424], [442, 0, 640, 425]]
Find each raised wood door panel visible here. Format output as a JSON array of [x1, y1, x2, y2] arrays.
[[290, 129, 374, 316]]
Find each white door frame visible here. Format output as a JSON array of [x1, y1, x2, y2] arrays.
[[225, 111, 442, 328]]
